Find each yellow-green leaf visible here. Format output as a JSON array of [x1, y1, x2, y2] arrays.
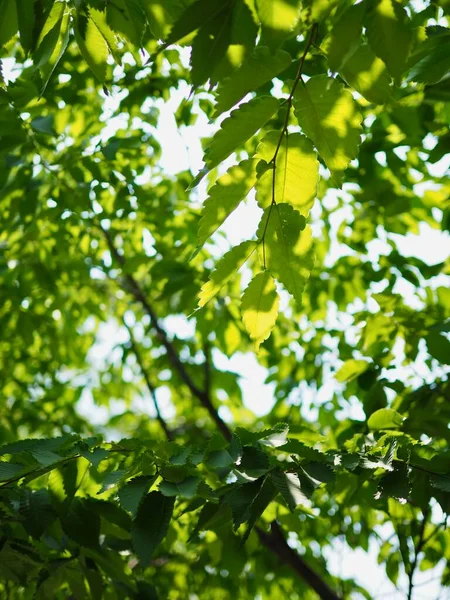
[[256, 0, 301, 49], [199, 241, 257, 307], [241, 271, 279, 350], [365, 0, 412, 84], [75, 15, 109, 83], [197, 158, 259, 249], [339, 43, 392, 105], [293, 75, 362, 175], [335, 359, 370, 383], [255, 131, 319, 216], [257, 203, 314, 308], [214, 46, 291, 116], [191, 95, 279, 188]]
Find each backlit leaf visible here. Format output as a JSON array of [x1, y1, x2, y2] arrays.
[[198, 241, 257, 307], [255, 131, 319, 215], [241, 271, 279, 351], [293, 75, 362, 174], [132, 492, 175, 566], [214, 46, 291, 116]]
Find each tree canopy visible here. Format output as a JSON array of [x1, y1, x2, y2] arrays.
[[0, 1, 450, 598]]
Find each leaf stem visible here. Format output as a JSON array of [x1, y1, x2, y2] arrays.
[[261, 23, 318, 267]]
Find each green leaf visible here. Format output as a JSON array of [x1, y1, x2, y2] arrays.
[[16, 0, 34, 54], [426, 329, 450, 365], [198, 241, 257, 307], [165, 0, 224, 46], [430, 473, 450, 493], [159, 476, 200, 498], [257, 204, 314, 308], [33, 3, 70, 94], [242, 475, 277, 542], [255, 131, 319, 215], [75, 14, 109, 83], [106, 0, 146, 46], [190, 5, 234, 86], [191, 95, 279, 187], [256, 0, 301, 49], [118, 476, 154, 517], [214, 46, 292, 116], [132, 492, 175, 566], [368, 408, 404, 431], [225, 478, 264, 529], [62, 499, 101, 547], [335, 359, 370, 383], [293, 75, 362, 174], [0, 0, 17, 48], [271, 469, 309, 511], [241, 271, 279, 351], [322, 2, 365, 73], [197, 158, 259, 249], [365, 0, 412, 84], [89, 6, 122, 64], [339, 43, 392, 105], [407, 29, 450, 85]]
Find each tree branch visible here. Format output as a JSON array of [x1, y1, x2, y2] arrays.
[[407, 508, 430, 600], [123, 319, 173, 441], [100, 223, 231, 440], [99, 223, 342, 600], [257, 522, 341, 600]]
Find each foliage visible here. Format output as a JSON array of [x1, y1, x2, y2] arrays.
[[0, 1, 450, 599]]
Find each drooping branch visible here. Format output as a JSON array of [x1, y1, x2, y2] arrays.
[[123, 319, 173, 441], [257, 522, 341, 600], [100, 223, 231, 440], [98, 224, 342, 600]]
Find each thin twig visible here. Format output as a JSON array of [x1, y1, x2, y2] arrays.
[[260, 23, 318, 267], [123, 319, 173, 441], [99, 223, 231, 440], [407, 508, 430, 600]]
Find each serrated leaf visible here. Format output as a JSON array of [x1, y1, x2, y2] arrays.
[[255, 131, 319, 215], [106, 0, 145, 46], [21, 489, 56, 539], [0, 461, 26, 481], [191, 96, 279, 187], [271, 469, 309, 511], [335, 359, 370, 383], [34, 6, 70, 95], [214, 46, 292, 116], [430, 473, 450, 492], [377, 462, 410, 499], [257, 203, 314, 308], [225, 478, 264, 529], [368, 408, 404, 431], [425, 330, 450, 365], [132, 492, 175, 566], [242, 475, 277, 542], [407, 29, 450, 85], [198, 240, 257, 307], [190, 6, 233, 86], [165, 0, 224, 47], [256, 0, 301, 49], [75, 14, 109, 83], [118, 476, 154, 517], [293, 75, 362, 174], [89, 7, 121, 64], [62, 499, 101, 547], [159, 476, 200, 498], [197, 159, 259, 249], [258, 424, 289, 448], [16, 0, 34, 54], [339, 43, 392, 105], [0, 0, 17, 48], [365, 0, 412, 84], [322, 2, 365, 72], [241, 271, 279, 351]]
